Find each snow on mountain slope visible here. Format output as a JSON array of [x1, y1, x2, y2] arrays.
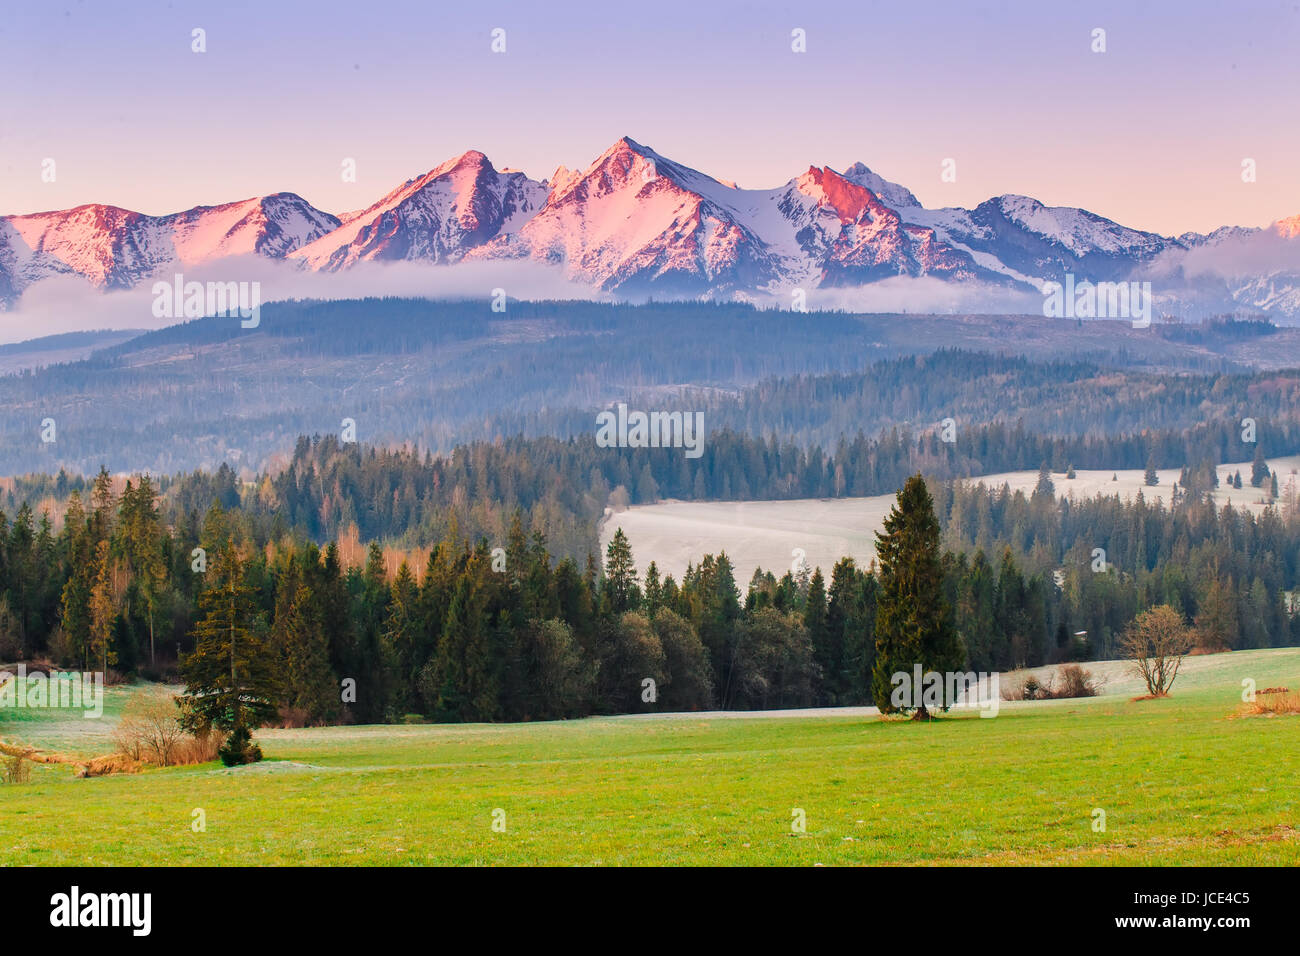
[[902, 194, 1180, 288], [785, 165, 994, 286], [839, 162, 921, 210], [467, 138, 997, 295], [993, 195, 1171, 259], [2, 139, 1297, 320], [467, 137, 784, 295], [291, 150, 547, 271], [0, 194, 340, 301], [167, 193, 340, 263], [2, 204, 169, 290]]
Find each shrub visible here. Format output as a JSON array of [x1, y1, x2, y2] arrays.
[[112, 692, 186, 765], [170, 728, 224, 765], [46, 626, 78, 668], [1001, 666, 1101, 701], [79, 753, 142, 777], [218, 725, 263, 766], [1052, 664, 1101, 699], [114, 692, 225, 766], [1, 754, 31, 784]]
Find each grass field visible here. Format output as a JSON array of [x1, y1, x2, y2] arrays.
[[1, 649, 1298, 866]]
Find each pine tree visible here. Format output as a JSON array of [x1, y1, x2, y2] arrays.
[[179, 543, 278, 761], [803, 568, 832, 703], [827, 557, 870, 702], [89, 466, 116, 544], [6, 503, 37, 657], [58, 493, 92, 667], [1250, 445, 1269, 488], [642, 561, 662, 616], [603, 528, 640, 614], [382, 560, 419, 715], [1033, 463, 1054, 500], [88, 540, 118, 673], [122, 475, 165, 666], [871, 475, 963, 718], [428, 574, 496, 720], [272, 560, 337, 724], [350, 542, 392, 721]]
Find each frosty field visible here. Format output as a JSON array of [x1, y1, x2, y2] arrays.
[[603, 456, 1300, 585]]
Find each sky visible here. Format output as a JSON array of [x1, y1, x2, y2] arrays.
[[2, 0, 1298, 235]]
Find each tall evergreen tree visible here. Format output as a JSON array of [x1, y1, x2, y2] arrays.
[[803, 568, 833, 703], [871, 476, 963, 718], [178, 543, 278, 761], [603, 528, 641, 614], [87, 539, 118, 672]]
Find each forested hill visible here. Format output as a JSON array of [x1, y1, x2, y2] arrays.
[[5, 403, 1297, 571], [0, 296, 1294, 475]]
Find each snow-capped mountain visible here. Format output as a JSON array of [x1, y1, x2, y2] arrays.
[[291, 150, 546, 271], [0, 193, 338, 298], [2, 137, 1298, 321], [468, 137, 1004, 294]]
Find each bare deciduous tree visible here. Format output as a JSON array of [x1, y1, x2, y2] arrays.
[[1120, 604, 1193, 697], [112, 692, 186, 766]]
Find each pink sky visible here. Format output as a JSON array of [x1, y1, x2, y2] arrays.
[[4, 0, 1298, 235]]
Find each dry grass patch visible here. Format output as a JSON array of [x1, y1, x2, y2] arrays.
[[112, 690, 223, 766], [1, 753, 31, 784], [1240, 689, 1300, 717]]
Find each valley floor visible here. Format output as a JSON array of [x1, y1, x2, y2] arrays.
[[1, 648, 1297, 866]]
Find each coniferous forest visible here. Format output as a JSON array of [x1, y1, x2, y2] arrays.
[[1, 425, 1297, 727]]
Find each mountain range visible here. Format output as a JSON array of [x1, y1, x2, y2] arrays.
[[3, 136, 1298, 319]]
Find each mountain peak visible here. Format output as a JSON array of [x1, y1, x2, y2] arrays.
[[840, 162, 920, 209], [430, 149, 493, 178], [796, 165, 880, 222], [611, 135, 649, 154]]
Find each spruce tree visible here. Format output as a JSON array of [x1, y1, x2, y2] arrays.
[[803, 568, 832, 703], [58, 493, 92, 668], [871, 475, 963, 718], [382, 560, 420, 715], [273, 560, 337, 724], [1250, 445, 1269, 488], [1032, 463, 1054, 500], [88, 540, 117, 673], [1144, 456, 1159, 486], [603, 528, 641, 614], [179, 543, 278, 762]]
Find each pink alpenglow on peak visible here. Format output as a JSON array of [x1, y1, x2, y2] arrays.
[[2, 137, 1299, 320]]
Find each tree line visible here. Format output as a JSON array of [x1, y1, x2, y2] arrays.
[[4, 459, 1295, 732]]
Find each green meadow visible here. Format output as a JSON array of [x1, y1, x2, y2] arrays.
[[2, 649, 1297, 866]]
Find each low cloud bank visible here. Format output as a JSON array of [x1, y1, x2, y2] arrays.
[[0, 258, 609, 345]]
